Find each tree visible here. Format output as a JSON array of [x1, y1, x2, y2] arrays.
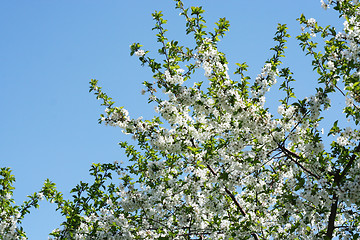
[[1, 0, 360, 239]]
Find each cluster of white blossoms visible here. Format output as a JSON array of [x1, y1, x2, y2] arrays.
[[134, 49, 145, 57], [340, 157, 360, 205], [321, 0, 333, 9], [342, 16, 360, 62], [327, 60, 335, 71], [308, 92, 331, 120], [175, 85, 201, 107], [164, 69, 185, 85], [340, 3, 360, 113], [252, 63, 279, 100], [307, 18, 318, 37], [102, 107, 131, 130], [0, 210, 23, 240], [337, 126, 360, 146], [336, 2, 360, 62], [197, 38, 229, 79]]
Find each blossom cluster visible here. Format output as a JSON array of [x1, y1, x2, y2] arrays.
[[252, 63, 279, 100], [0, 209, 22, 240]]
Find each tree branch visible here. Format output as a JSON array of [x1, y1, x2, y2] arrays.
[[338, 142, 360, 183], [277, 144, 320, 179], [326, 194, 338, 239], [206, 164, 260, 240], [326, 142, 360, 238]]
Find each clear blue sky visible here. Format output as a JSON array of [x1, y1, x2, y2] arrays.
[[0, 1, 343, 239]]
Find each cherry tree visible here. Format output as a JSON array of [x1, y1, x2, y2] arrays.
[[1, 0, 360, 239]]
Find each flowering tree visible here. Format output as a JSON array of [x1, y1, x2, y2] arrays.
[[2, 0, 360, 239]]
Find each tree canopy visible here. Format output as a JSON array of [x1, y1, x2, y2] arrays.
[[1, 0, 360, 239]]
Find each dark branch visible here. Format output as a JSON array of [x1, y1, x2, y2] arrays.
[[338, 142, 360, 183], [326, 194, 338, 239], [326, 142, 360, 238], [206, 164, 260, 240], [277, 144, 320, 179]]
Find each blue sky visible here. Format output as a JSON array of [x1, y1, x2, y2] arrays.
[[0, 1, 344, 239]]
